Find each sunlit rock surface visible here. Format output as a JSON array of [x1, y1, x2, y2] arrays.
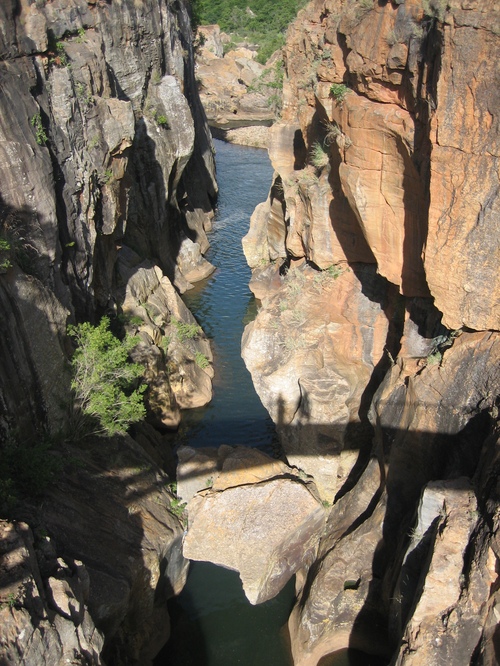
[[183, 446, 325, 604], [242, 263, 392, 501], [241, 0, 500, 662]]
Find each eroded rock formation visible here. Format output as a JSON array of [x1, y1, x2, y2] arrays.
[[181, 445, 326, 604], [241, 0, 500, 662], [0, 0, 217, 662]]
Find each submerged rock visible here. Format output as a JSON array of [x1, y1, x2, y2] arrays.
[[182, 446, 325, 604]]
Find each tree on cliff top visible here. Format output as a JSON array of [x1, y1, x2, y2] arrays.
[[68, 317, 146, 436]]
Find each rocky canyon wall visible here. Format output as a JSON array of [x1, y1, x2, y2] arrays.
[[241, 0, 500, 662], [0, 0, 217, 663]]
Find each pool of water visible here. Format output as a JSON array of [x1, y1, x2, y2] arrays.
[[155, 140, 294, 666]]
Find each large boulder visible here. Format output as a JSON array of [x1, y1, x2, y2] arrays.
[[183, 446, 325, 604]]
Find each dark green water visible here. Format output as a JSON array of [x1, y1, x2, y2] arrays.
[[173, 139, 277, 450], [155, 140, 295, 666]]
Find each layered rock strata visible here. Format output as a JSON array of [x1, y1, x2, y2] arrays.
[[242, 0, 500, 662], [0, 0, 216, 662]]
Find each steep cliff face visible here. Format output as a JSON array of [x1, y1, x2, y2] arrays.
[[242, 0, 500, 662], [0, 0, 216, 663], [0, 0, 217, 442]]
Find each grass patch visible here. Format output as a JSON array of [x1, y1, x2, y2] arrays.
[[172, 318, 202, 342]]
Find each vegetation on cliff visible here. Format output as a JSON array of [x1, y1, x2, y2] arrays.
[[192, 0, 307, 61], [68, 318, 146, 436]]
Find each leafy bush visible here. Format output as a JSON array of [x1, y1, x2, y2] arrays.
[[30, 113, 48, 146], [0, 237, 12, 271], [330, 83, 349, 104], [68, 317, 146, 435], [155, 113, 169, 127], [192, 0, 308, 62], [195, 351, 210, 369], [310, 141, 329, 168]]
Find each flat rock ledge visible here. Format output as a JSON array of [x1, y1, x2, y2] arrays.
[[182, 446, 326, 604]]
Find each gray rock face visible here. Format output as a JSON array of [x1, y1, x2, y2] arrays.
[[0, 520, 104, 666], [0, 0, 217, 441], [0, 1, 216, 663]]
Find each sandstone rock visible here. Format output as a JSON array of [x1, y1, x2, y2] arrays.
[[0, 269, 70, 442], [424, 9, 500, 331], [242, 263, 390, 501], [289, 497, 389, 665], [195, 29, 276, 132], [337, 95, 428, 295], [371, 330, 500, 530], [212, 445, 296, 491], [392, 479, 484, 665], [184, 469, 325, 604], [177, 446, 220, 503], [197, 25, 224, 58], [117, 249, 213, 413], [212, 124, 271, 148], [38, 434, 189, 665]]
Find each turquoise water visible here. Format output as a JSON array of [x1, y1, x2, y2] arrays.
[[155, 140, 294, 666]]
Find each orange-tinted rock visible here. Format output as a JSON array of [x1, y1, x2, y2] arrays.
[[338, 95, 429, 295], [195, 30, 276, 130], [424, 9, 500, 330], [184, 462, 325, 604]]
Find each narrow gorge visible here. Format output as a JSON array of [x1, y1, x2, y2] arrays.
[[0, 0, 499, 665]]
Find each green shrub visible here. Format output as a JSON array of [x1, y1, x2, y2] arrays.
[[0, 237, 12, 271], [75, 27, 86, 43], [102, 168, 113, 184], [172, 317, 202, 341], [195, 351, 210, 369], [192, 0, 307, 63], [30, 113, 48, 146], [155, 113, 169, 127], [310, 141, 329, 168], [330, 83, 349, 104], [68, 317, 146, 435], [313, 263, 345, 290], [50, 41, 69, 67]]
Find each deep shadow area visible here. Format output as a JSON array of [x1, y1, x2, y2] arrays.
[[155, 563, 295, 666]]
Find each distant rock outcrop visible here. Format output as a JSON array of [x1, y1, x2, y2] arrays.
[[195, 25, 281, 146]]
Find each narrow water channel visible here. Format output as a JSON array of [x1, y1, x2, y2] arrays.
[[155, 140, 295, 665], [174, 139, 277, 450]]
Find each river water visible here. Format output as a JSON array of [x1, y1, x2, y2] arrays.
[[154, 140, 295, 666]]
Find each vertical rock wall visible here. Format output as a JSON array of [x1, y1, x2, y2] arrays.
[[0, 1, 217, 663], [0, 0, 217, 441], [241, 0, 500, 663]]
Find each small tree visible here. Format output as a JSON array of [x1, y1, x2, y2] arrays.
[[68, 317, 146, 435]]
